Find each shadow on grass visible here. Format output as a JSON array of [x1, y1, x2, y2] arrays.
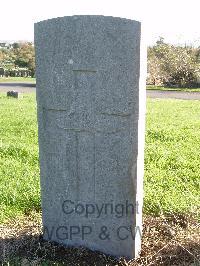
[[0, 214, 199, 266], [0, 235, 119, 266]]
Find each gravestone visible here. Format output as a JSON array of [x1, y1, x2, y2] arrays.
[[0, 68, 4, 77], [35, 15, 146, 259], [7, 90, 22, 98]]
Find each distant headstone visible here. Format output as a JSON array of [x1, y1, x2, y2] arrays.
[[0, 68, 4, 77], [35, 15, 146, 259], [7, 91, 22, 98]]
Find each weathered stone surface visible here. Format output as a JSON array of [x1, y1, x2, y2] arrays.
[[35, 15, 146, 259]]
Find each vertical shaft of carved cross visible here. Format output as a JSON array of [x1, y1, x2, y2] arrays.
[[73, 70, 97, 201]]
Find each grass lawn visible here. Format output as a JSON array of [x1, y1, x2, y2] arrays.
[[0, 77, 36, 83], [147, 85, 200, 92], [0, 94, 199, 223], [145, 99, 200, 216], [0, 94, 39, 222]]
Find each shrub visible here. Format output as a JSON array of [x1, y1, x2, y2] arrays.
[[147, 38, 200, 87]]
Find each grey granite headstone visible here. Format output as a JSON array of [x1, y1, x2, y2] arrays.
[[35, 15, 146, 259]]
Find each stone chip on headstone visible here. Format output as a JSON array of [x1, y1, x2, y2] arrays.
[[35, 15, 146, 259]]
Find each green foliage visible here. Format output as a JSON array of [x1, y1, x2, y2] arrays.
[[0, 42, 35, 76], [12, 42, 20, 49], [14, 43, 35, 76], [148, 38, 200, 87], [0, 48, 15, 68], [0, 94, 199, 222]]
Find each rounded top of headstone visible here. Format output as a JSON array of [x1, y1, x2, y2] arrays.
[[34, 15, 140, 26]]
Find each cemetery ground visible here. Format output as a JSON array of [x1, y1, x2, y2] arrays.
[[0, 93, 199, 265], [0, 77, 36, 83], [147, 85, 200, 92]]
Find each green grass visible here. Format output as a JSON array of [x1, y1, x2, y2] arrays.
[[0, 93, 40, 222], [0, 77, 36, 83], [147, 85, 200, 92], [0, 94, 199, 223], [145, 99, 200, 216]]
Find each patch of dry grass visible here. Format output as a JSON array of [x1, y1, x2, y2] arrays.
[[0, 212, 199, 266]]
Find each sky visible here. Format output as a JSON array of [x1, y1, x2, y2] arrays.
[[0, 0, 199, 46]]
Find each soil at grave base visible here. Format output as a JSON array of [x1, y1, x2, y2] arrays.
[[0, 212, 199, 266]]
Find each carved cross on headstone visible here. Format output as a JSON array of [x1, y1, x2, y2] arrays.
[[44, 69, 131, 200], [46, 69, 131, 133]]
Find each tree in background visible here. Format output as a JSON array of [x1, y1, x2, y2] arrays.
[[0, 42, 35, 77], [0, 48, 14, 66], [14, 42, 35, 76], [12, 42, 20, 49], [147, 38, 200, 87]]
